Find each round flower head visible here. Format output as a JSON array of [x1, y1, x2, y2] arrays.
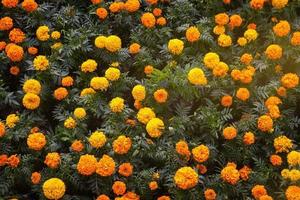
[[174, 167, 198, 189], [42, 178, 65, 199], [168, 39, 184, 55]]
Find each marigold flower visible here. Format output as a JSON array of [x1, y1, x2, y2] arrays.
[[221, 95, 232, 107], [204, 188, 217, 200], [144, 65, 154, 75], [71, 140, 84, 152], [105, 35, 122, 52], [77, 154, 97, 176], [90, 77, 109, 91], [257, 115, 273, 132], [89, 131, 106, 148], [237, 37, 247, 46], [252, 185, 267, 199], [213, 61, 229, 77], [168, 39, 184, 55], [118, 162, 133, 177], [287, 151, 300, 166], [192, 145, 209, 163], [291, 32, 300, 46], [109, 97, 125, 113], [243, 131, 255, 145], [244, 29, 258, 41], [96, 8, 108, 20], [31, 172, 41, 184], [215, 13, 229, 25], [22, 0, 38, 12], [124, 0, 140, 12], [95, 36, 107, 48], [153, 8, 162, 16], [129, 43, 141, 54], [146, 117, 164, 138], [218, 34, 232, 47], [64, 117, 76, 129], [273, 20, 290, 37], [81, 59, 97, 73], [236, 88, 250, 101], [80, 88, 96, 96], [6, 44, 24, 62], [265, 44, 282, 60], [54, 87, 68, 100], [274, 135, 293, 153], [132, 84, 146, 101], [96, 194, 110, 200], [44, 152, 60, 169], [239, 166, 251, 181], [42, 178, 65, 200], [113, 135, 132, 154], [285, 185, 300, 200], [7, 154, 20, 168], [229, 14, 243, 29], [157, 196, 171, 200], [96, 154, 115, 176], [149, 181, 158, 190], [176, 140, 191, 158], [61, 76, 73, 87], [220, 164, 240, 184], [0, 122, 5, 137], [137, 107, 156, 124], [27, 132, 46, 150], [223, 126, 237, 140], [203, 52, 220, 69], [213, 25, 225, 35], [2, 0, 19, 8], [270, 154, 282, 166], [112, 181, 126, 195], [0, 17, 13, 31], [281, 73, 299, 89], [250, 0, 264, 10], [187, 67, 207, 85], [272, 0, 288, 9], [33, 55, 49, 71], [156, 17, 167, 26], [105, 67, 120, 81], [73, 107, 86, 119], [22, 93, 40, 110], [154, 89, 168, 103], [9, 28, 25, 43], [6, 114, 19, 128], [141, 12, 156, 28], [36, 25, 50, 41], [174, 167, 198, 189], [23, 79, 41, 95], [186, 26, 200, 42]]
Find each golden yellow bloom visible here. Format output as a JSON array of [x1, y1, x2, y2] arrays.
[[105, 67, 120, 81], [22, 93, 40, 110], [187, 67, 207, 85], [64, 117, 76, 129], [287, 151, 300, 166], [44, 152, 60, 169], [90, 77, 109, 91], [6, 114, 19, 128], [186, 26, 200, 42], [285, 185, 300, 200], [281, 169, 290, 179], [23, 79, 41, 95], [174, 167, 198, 189], [81, 59, 97, 73], [77, 154, 97, 176], [291, 32, 300, 46], [132, 84, 146, 101], [33, 55, 49, 71], [96, 154, 115, 176], [220, 164, 240, 185], [89, 131, 106, 148], [244, 29, 258, 41], [168, 39, 184, 55], [95, 36, 107, 48], [51, 42, 63, 49], [109, 97, 125, 113], [203, 52, 220, 69], [27, 132, 46, 151], [273, 20, 290, 37], [272, 0, 288, 9], [74, 107, 86, 119], [218, 34, 232, 47], [281, 73, 299, 89], [146, 117, 164, 138], [36, 25, 50, 41], [265, 44, 282, 60], [288, 169, 300, 181], [213, 62, 229, 77], [137, 107, 156, 124], [105, 35, 122, 52], [80, 88, 96, 97], [42, 178, 65, 199], [192, 145, 209, 163], [257, 115, 273, 132], [51, 31, 61, 39], [237, 37, 247, 46], [113, 135, 132, 154], [274, 135, 293, 153]]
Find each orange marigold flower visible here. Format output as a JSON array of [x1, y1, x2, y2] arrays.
[[91, 0, 101, 4], [157, 196, 170, 200], [176, 140, 191, 159], [146, 0, 158, 5], [10, 66, 20, 76], [197, 164, 207, 174], [31, 172, 41, 184], [204, 188, 217, 200], [71, 140, 84, 152], [186, 26, 200, 43], [7, 154, 20, 168], [252, 185, 267, 199], [22, 0, 38, 12], [274, 135, 293, 153], [0, 122, 5, 137], [277, 87, 286, 97], [0, 41, 6, 51], [239, 166, 251, 181], [236, 88, 250, 101], [247, 23, 257, 30], [156, 17, 167, 26], [229, 14, 243, 29], [174, 167, 198, 190], [149, 181, 158, 190], [96, 154, 115, 176], [270, 154, 282, 166], [109, 2, 122, 13], [129, 43, 141, 54], [144, 65, 154, 75], [240, 53, 253, 65], [250, 0, 264, 10], [9, 28, 25, 43], [96, 8, 108, 20], [61, 76, 74, 87], [124, 0, 140, 12], [96, 194, 110, 200], [2, 0, 19, 8], [223, 126, 237, 140], [243, 132, 255, 145], [153, 88, 168, 103], [112, 181, 126, 195], [221, 95, 232, 107], [141, 12, 156, 28], [113, 135, 132, 155], [192, 144, 210, 163], [265, 44, 282, 60], [265, 96, 282, 108], [291, 32, 300, 46], [54, 87, 68, 100], [27, 132, 46, 151], [153, 8, 162, 16], [220, 164, 240, 185], [77, 154, 97, 176], [6, 44, 24, 62], [0, 154, 8, 166], [28, 46, 38, 55], [257, 115, 273, 132], [44, 152, 60, 169], [215, 13, 229, 25], [0, 17, 13, 31], [118, 162, 133, 177], [281, 73, 299, 89], [273, 20, 290, 37]]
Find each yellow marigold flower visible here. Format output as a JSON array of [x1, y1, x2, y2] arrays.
[[243, 131, 255, 145], [251, 185, 267, 199], [54, 87, 68, 100], [109, 2, 122, 13], [90, 77, 109, 91], [213, 25, 225, 35], [27, 132, 46, 151], [154, 88, 168, 103], [6, 114, 19, 128], [95, 36, 107, 48], [51, 31, 61, 40], [77, 154, 97, 176], [273, 20, 290, 37], [105, 67, 120, 81], [0, 122, 5, 137], [203, 52, 220, 69], [257, 115, 273, 132], [281, 73, 299, 89], [204, 188, 217, 200], [118, 162, 133, 177], [186, 26, 200, 42], [218, 34, 232, 47], [96, 154, 115, 176], [192, 145, 209, 163], [89, 131, 106, 148], [80, 88, 96, 97], [132, 84, 146, 101], [281, 169, 290, 179], [112, 181, 126, 195], [71, 140, 84, 152], [141, 12, 156, 28], [168, 39, 184, 55], [44, 152, 60, 169], [23, 79, 41, 95], [31, 172, 41, 185], [174, 167, 198, 190], [220, 164, 240, 185], [270, 154, 282, 166], [265, 44, 282, 60], [146, 117, 164, 138], [51, 42, 63, 49], [287, 151, 300, 166], [272, 0, 288, 9], [36, 25, 50, 41], [124, 0, 140, 12], [288, 169, 300, 181], [81, 59, 97, 73], [74, 107, 86, 119], [213, 61, 229, 77], [64, 117, 76, 129], [113, 135, 132, 154], [250, 0, 264, 9], [244, 29, 258, 41], [109, 97, 125, 113], [23, 93, 40, 110], [105, 35, 122, 52], [176, 140, 191, 158], [137, 107, 156, 124], [223, 126, 237, 140], [286, 185, 300, 200], [237, 37, 247, 46], [291, 32, 300, 46], [187, 67, 207, 85], [236, 88, 250, 101], [33, 55, 49, 71], [215, 13, 229, 25], [129, 43, 141, 54], [274, 135, 293, 153], [42, 178, 65, 200]]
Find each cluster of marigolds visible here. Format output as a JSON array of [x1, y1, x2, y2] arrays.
[[0, 0, 300, 199]]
